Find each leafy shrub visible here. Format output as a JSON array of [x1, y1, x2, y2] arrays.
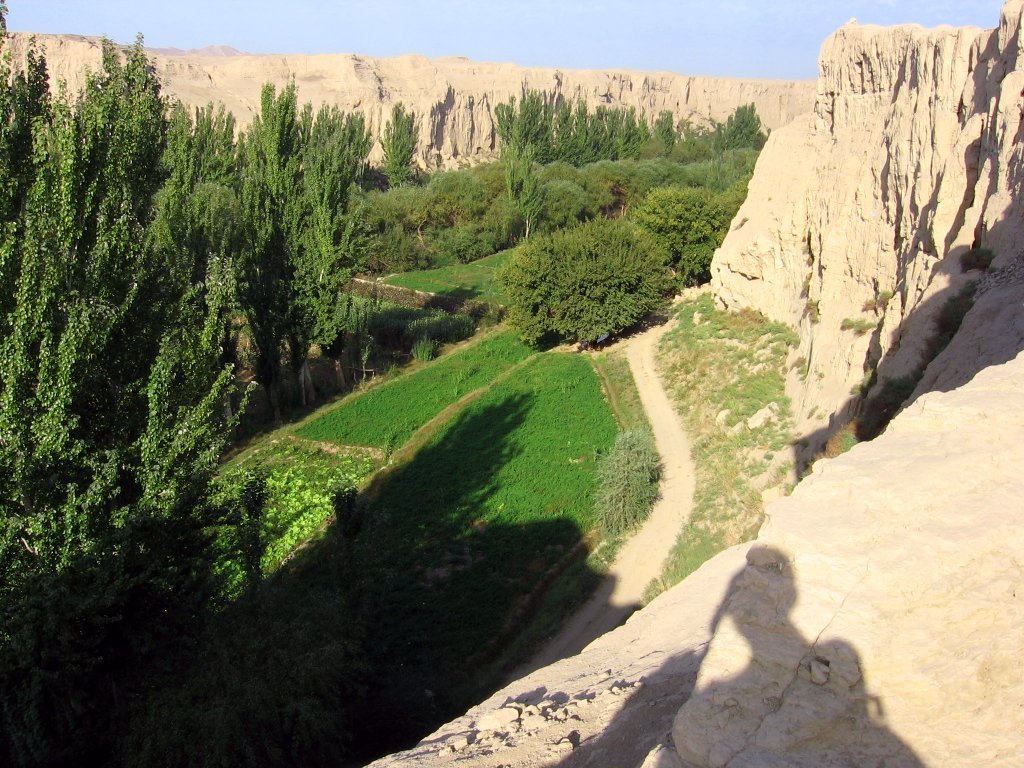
[[960, 246, 996, 272], [499, 218, 672, 344], [411, 337, 437, 362], [595, 430, 662, 535], [631, 185, 733, 285], [862, 289, 894, 313], [839, 317, 876, 335], [824, 422, 859, 458]]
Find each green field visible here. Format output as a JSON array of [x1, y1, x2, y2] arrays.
[[215, 440, 379, 590], [383, 249, 514, 304], [354, 351, 617, 732], [296, 330, 532, 449]]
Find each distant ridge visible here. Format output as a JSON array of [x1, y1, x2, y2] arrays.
[[150, 44, 246, 57], [2, 32, 815, 169]]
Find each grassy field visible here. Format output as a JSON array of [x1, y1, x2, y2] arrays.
[[646, 293, 797, 600], [213, 439, 379, 592], [383, 249, 514, 305], [353, 351, 618, 742], [296, 330, 532, 450]]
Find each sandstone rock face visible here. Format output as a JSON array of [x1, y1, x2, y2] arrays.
[[672, 350, 1024, 767], [3, 33, 814, 169], [711, 3, 1024, 450]]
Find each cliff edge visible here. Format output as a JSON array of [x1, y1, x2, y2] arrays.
[[2, 33, 814, 169], [711, 3, 1024, 454]]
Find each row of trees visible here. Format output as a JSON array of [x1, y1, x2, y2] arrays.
[[494, 90, 768, 167], [0, 22, 383, 762], [496, 90, 653, 167]]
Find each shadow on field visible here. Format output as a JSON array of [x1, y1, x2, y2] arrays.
[[122, 391, 605, 766], [349, 392, 601, 761]]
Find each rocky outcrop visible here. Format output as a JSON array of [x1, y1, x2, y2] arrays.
[[2, 33, 815, 169], [711, 3, 1024, 452], [670, 348, 1024, 767]]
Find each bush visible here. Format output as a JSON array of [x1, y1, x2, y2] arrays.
[[960, 246, 996, 272], [499, 218, 672, 344], [839, 317, 876, 335], [631, 185, 733, 286], [595, 430, 662, 535], [411, 337, 437, 362]]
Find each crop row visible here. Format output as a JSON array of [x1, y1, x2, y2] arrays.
[[296, 330, 533, 449], [354, 352, 618, 701]]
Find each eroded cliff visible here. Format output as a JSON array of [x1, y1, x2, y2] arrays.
[[711, 3, 1024, 454], [3, 33, 814, 169], [370, 5, 1024, 767]]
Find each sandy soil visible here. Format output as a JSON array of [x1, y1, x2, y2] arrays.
[[517, 317, 697, 675]]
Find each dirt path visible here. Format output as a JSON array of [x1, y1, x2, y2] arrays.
[[517, 317, 697, 675]]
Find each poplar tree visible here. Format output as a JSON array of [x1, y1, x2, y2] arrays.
[[0, 31, 239, 765], [236, 82, 304, 420], [381, 101, 417, 187]]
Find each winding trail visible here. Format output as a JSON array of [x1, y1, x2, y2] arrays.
[[517, 317, 697, 675]]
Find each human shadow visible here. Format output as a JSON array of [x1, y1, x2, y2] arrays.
[[670, 546, 923, 767]]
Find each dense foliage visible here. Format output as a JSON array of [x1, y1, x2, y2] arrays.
[[499, 218, 672, 344], [0, 23, 377, 765], [381, 102, 417, 187], [0, 9, 771, 761], [496, 90, 651, 166], [631, 182, 747, 285], [0, 34, 242, 766]]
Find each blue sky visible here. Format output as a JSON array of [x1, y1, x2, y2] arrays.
[[6, 1, 1004, 79]]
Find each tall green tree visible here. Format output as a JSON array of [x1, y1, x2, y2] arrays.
[[0, 34, 239, 766], [381, 102, 417, 187], [292, 105, 372, 401], [653, 110, 677, 154], [236, 82, 305, 420], [502, 141, 542, 239], [495, 90, 554, 163], [714, 103, 767, 151]]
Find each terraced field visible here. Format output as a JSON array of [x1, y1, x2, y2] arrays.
[[295, 330, 532, 449], [382, 249, 513, 305]]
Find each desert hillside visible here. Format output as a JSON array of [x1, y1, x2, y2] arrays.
[[369, 3, 1024, 766], [3, 32, 815, 168]]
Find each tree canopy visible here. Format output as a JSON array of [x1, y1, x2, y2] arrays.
[[499, 218, 671, 344], [381, 102, 417, 187], [631, 184, 737, 286]]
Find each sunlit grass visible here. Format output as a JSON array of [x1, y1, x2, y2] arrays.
[[296, 330, 532, 449], [383, 249, 514, 305], [646, 293, 796, 600]]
